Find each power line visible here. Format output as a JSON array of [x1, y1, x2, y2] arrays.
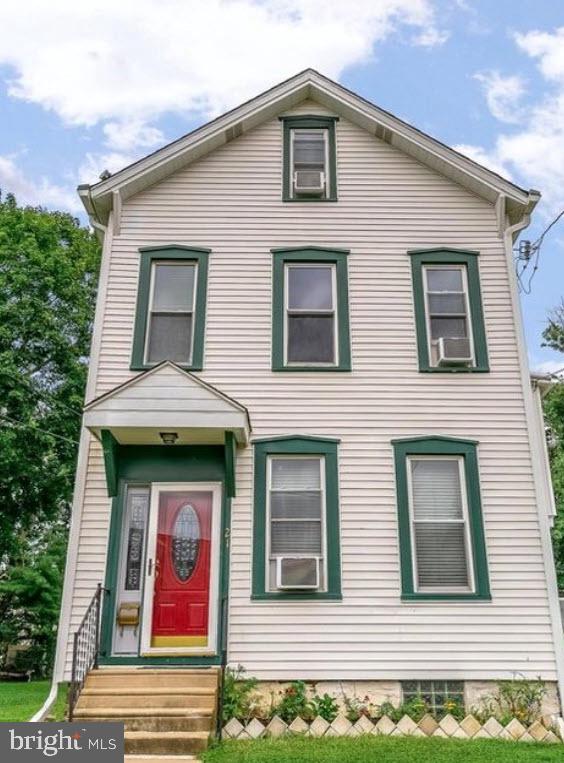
[[514, 206, 564, 294], [0, 413, 80, 446], [0, 368, 83, 417]]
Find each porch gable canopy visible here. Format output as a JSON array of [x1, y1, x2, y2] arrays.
[[83, 361, 251, 447]]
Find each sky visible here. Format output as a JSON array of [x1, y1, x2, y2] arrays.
[[0, 0, 563, 373]]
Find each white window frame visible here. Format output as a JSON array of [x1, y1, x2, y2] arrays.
[[290, 127, 329, 198], [143, 260, 198, 366], [284, 262, 338, 367], [406, 455, 475, 594], [423, 264, 475, 367], [265, 454, 328, 592], [112, 484, 150, 656]]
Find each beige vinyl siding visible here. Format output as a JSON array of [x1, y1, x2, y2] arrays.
[[63, 100, 558, 679]]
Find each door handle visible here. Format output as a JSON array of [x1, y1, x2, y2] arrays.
[[148, 558, 153, 576]]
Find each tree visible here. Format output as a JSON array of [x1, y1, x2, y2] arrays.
[[0, 191, 100, 673], [0, 192, 100, 564], [542, 299, 564, 354], [544, 384, 564, 591]]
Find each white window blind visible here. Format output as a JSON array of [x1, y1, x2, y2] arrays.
[[424, 266, 473, 366], [409, 458, 471, 590], [286, 264, 336, 364], [145, 262, 196, 364], [268, 456, 324, 589]]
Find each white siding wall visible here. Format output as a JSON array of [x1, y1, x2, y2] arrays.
[[64, 101, 558, 680]]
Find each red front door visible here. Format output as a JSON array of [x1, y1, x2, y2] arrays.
[[151, 491, 213, 648]]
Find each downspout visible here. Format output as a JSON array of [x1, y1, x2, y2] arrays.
[[32, 194, 113, 721], [501, 198, 564, 714]]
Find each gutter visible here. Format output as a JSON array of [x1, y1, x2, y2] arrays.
[[502, 202, 564, 711]]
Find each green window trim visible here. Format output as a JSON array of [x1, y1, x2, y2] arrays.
[[408, 248, 489, 373], [280, 115, 338, 202], [271, 247, 351, 371], [392, 435, 491, 602], [252, 435, 342, 601], [131, 245, 210, 371]]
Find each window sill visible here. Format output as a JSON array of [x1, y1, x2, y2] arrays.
[[282, 196, 338, 203], [401, 592, 492, 602], [272, 365, 351, 372], [252, 591, 342, 602], [418, 366, 489, 374]]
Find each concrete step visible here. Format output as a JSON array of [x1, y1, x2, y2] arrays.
[[81, 687, 215, 697], [77, 694, 215, 711], [87, 670, 218, 690], [75, 709, 212, 732], [125, 731, 209, 756]]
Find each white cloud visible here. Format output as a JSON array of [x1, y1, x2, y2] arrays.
[[103, 120, 164, 152], [0, 155, 80, 211], [0, 0, 446, 153], [453, 143, 512, 180], [473, 70, 525, 123], [531, 359, 564, 376], [460, 27, 564, 208], [78, 151, 138, 185]]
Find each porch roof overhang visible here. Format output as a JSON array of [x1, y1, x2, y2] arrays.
[[83, 361, 251, 446]]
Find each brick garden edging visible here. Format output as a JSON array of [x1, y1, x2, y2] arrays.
[[223, 713, 563, 743]]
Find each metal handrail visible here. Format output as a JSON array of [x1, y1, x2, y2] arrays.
[[215, 595, 229, 739], [68, 583, 104, 721]]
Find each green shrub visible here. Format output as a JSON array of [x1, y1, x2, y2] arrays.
[[312, 693, 339, 723], [274, 681, 316, 723], [471, 676, 546, 727], [222, 666, 259, 722]]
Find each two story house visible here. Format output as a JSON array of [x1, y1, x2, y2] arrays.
[[52, 70, 563, 745]]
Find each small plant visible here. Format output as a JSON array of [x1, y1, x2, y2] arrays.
[[312, 692, 339, 723], [470, 676, 546, 726], [441, 697, 465, 721], [274, 681, 316, 723], [221, 665, 259, 722], [341, 690, 376, 723]]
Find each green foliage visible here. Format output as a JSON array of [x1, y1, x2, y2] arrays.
[[341, 691, 376, 723], [203, 735, 564, 763], [0, 191, 100, 674], [222, 666, 259, 722], [544, 383, 564, 590], [274, 681, 316, 723], [311, 693, 339, 723], [0, 519, 68, 676], [542, 300, 564, 354], [471, 677, 546, 727]]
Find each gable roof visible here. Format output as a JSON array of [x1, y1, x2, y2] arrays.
[[79, 69, 539, 227], [83, 361, 251, 444]]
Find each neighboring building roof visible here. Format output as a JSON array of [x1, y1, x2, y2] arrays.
[[78, 69, 539, 226]]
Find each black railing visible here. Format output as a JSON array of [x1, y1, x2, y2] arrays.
[[215, 595, 229, 739], [68, 584, 104, 721]]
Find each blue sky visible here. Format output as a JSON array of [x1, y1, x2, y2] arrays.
[[0, 0, 563, 372]]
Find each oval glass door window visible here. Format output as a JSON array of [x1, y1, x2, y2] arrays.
[[171, 504, 200, 582]]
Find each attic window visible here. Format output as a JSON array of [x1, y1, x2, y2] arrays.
[[281, 116, 338, 202]]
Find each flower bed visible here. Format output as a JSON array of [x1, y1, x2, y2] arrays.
[[223, 712, 563, 743]]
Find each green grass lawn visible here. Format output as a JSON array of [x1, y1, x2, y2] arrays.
[[202, 735, 563, 763], [0, 681, 68, 722]]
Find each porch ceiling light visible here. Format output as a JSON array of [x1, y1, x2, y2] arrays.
[[159, 431, 178, 445]]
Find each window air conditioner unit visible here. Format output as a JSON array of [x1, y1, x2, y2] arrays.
[[293, 170, 325, 196], [437, 337, 473, 367], [276, 556, 320, 590]]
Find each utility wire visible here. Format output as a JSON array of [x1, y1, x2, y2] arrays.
[[515, 206, 564, 294], [0, 367, 83, 418], [0, 413, 80, 446]]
